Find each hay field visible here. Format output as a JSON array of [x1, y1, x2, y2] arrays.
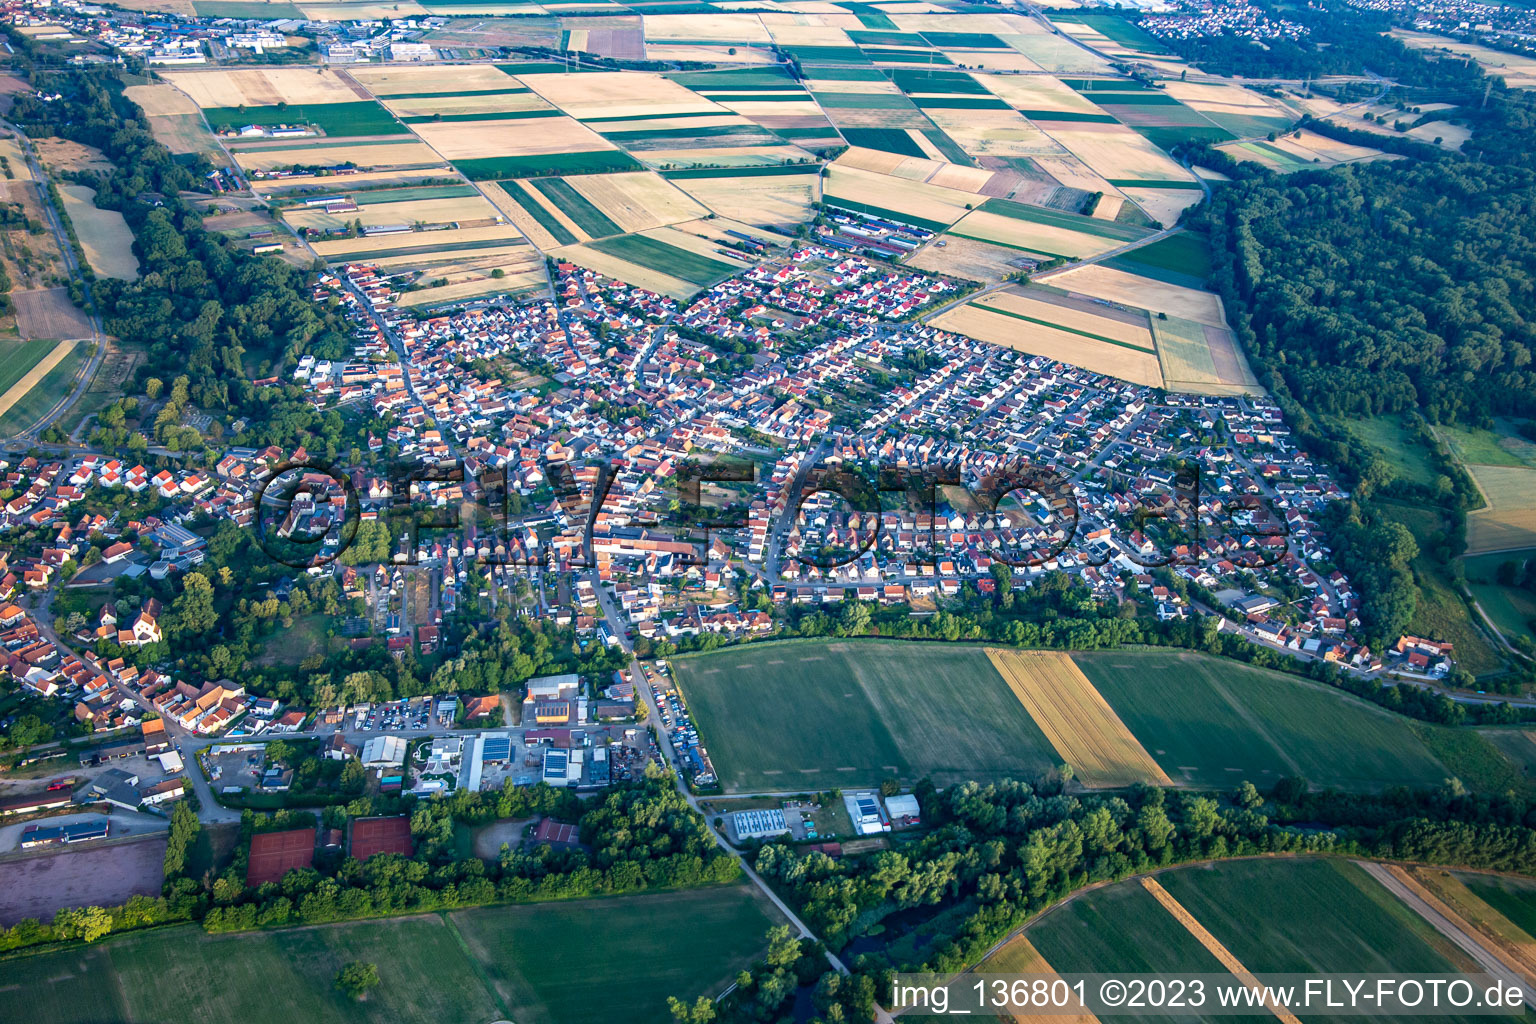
[[924, 107, 1068, 159], [986, 649, 1171, 787], [59, 185, 140, 280], [1466, 465, 1536, 553], [0, 137, 33, 180], [164, 67, 364, 108], [347, 63, 519, 95], [412, 116, 614, 160], [124, 81, 201, 117], [1393, 30, 1536, 89], [523, 71, 721, 119], [1044, 125, 1194, 185], [643, 13, 771, 43], [671, 170, 817, 228], [233, 139, 445, 172], [1049, 264, 1227, 325], [931, 298, 1164, 387]]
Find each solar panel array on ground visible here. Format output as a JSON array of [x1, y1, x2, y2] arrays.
[[246, 827, 316, 887], [349, 815, 414, 861]]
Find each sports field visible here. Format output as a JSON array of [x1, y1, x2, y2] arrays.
[[1070, 650, 1464, 791], [0, 885, 779, 1024], [671, 640, 1061, 791]]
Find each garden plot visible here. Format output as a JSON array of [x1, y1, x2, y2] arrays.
[[163, 67, 366, 108]]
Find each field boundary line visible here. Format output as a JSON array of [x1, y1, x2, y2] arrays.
[[1200, 670, 1306, 778], [1139, 876, 1303, 1024], [1401, 866, 1536, 989], [0, 338, 72, 419]]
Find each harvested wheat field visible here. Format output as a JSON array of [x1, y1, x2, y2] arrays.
[[986, 649, 1170, 788], [931, 295, 1164, 387], [672, 171, 818, 229], [1050, 264, 1227, 326], [1466, 465, 1536, 554], [523, 71, 721, 120], [14, 290, 92, 341], [822, 162, 979, 227], [412, 116, 612, 160], [383, 90, 553, 119], [908, 234, 1038, 282], [1046, 125, 1195, 185], [0, 137, 34, 180], [232, 139, 445, 172], [347, 63, 519, 96], [124, 82, 202, 117], [643, 13, 772, 44], [284, 194, 503, 233], [59, 186, 139, 280], [984, 934, 1100, 1024], [570, 172, 708, 233], [311, 223, 528, 258], [165, 67, 365, 108]]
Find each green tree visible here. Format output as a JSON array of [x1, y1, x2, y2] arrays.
[[334, 961, 379, 1001]]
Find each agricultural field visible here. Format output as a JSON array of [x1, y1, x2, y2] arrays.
[[1409, 867, 1536, 982], [0, 337, 59, 397], [665, 166, 818, 231], [1070, 649, 1480, 791], [985, 648, 1171, 787], [452, 885, 783, 1024], [1462, 550, 1536, 647], [0, 886, 779, 1024], [928, 287, 1165, 389], [1436, 422, 1536, 554], [671, 639, 1062, 792], [1218, 129, 1397, 172], [58, 185, 139, 280], [163, 67, 367, 109], [1392, 30, 1536, 89], [123, 82, 227, 163], [1019, 857, 1510, 1024], [1332, 414, 1441, 488], [0, 337, 84, 435], [944, 195, 1152, 260], [1101, 230, 1213, 288], [552, 225, 751, 300]]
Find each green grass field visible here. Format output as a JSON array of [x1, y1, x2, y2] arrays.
[[1, 886, 778, 1024], [0, 338, 59, 395], [672, 640, 1059, 792], [1102, 231, 1213, 287], [1071, 650, 1464, 791], [203, 102, 407, 138], [1458, 872, 1536, 940], [1049, 13, 1170, 53], [841, 127, 927, 158], [460, 151, 642, 180], [1463, 549, 1536, 644], [529, 178, 622, 238], [503, 182, 578, 246], [1026, 873, 1233, 977], [0, 341, 85, 436], [586, 233, 740, 286], [353, 185, 482, 205], [453, 886, 781, 1024], [1335, 414, 1439, 487], [1440, 423, 1536, 468], [193, 0, 302, 15]]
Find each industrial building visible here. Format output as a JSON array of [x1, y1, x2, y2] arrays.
[[844, 791, 891, 835], [361, 735, 407, 767], [732, 808, 790, 841], [886, 793, 921, 826]]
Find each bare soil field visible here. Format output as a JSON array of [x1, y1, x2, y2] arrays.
[[15, 290, 92, 341], [0, 834, 167, 926]]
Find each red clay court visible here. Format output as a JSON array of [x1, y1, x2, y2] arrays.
[[246, 827, 316, 887], [349, 815, 413, 861]]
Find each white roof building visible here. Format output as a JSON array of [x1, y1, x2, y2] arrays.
[[361, 735, 407, 767]]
